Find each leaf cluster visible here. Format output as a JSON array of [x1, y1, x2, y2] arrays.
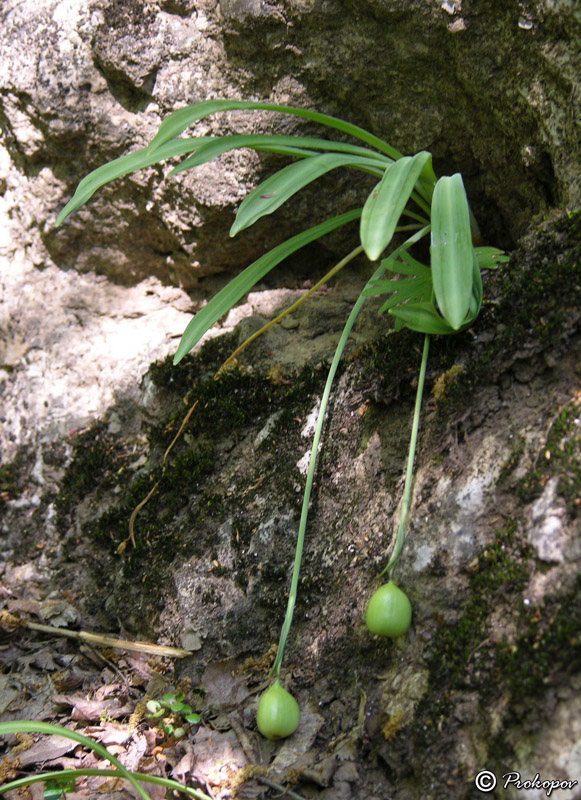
[[55, 100, 508, 362], [145, 691, 201, 740]]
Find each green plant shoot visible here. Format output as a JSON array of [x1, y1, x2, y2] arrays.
[[55, 99, 509, 735]]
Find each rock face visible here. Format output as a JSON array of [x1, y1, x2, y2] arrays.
[[1, 0, 579, 288], [2, 209, 580, 800], [0, 3, 580, 800]]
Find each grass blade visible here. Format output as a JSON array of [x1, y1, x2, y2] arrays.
[[430, 173, 474, 330], [147, 99, 403, 160], [0, 769, 211, 800], [0, 721, 151, 800], [360, 152, 433, 260], [230, 153, 383, 236], [173, 209, 362, 364], [55, 138, 211, 226], [171, 134, 391, 174]]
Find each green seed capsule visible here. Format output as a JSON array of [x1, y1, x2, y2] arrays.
[[365, 582, 412, 638], [256, 680, 300, 740]]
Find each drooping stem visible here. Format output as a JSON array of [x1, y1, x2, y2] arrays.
[[270, 259, 387, 679], [380, 332, 430, 579]]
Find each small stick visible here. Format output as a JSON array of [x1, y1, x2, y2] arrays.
[[256, 776, 308, 800], [15, 618, 191, 658]]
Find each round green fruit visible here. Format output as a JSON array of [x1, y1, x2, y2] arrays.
[[256, 680, 300, 740], [365, 582, 412, 638]]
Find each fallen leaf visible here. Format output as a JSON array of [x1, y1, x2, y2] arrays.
[[201, 659, 251, 710], [53, 693, 133, 721], [271, 701, 324, 774], [12, 734, 77, 767]]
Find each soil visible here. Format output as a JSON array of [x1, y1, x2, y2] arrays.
[[0, 210, 580, 800]]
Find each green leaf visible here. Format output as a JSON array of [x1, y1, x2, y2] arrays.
[[389, 302, 457, 335], [398, 250, 432, 274], [377, 276, 433, 313], [360, 152, 433, 260], [44, 778, 75, 800], [364, 276, 425, 296], [465, 249, 483, 324], [147, 99, 402, 160], [230, 153, 381, 236], [474, 246, 510, 269], [55, 138, 211, 226], [430, 174, 474, 330], [185, 712, 201, 724], [171, 134, 391, 175], [0, 721, 152, 800], [173, 209, 362, 364]]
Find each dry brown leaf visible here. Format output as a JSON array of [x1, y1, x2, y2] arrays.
[[270, 701, 324, 775], [201, 659, 251, 711], [14, 734, 76, 767], [53, 693, 133, 721]]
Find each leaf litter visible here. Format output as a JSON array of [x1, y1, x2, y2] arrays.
[[0, 578, 355, 800]]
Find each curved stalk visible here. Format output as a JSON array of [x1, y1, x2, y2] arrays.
[[270, 260, 387, 679], [380, 332, 430, 578], [0, 722, 151, 800], [0, 769, 211, 800]]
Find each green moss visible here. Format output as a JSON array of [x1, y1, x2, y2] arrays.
[[494, 576, 581, 708], [413, 519, 530, 746], [83, 440, 216, 563], [0, 458, 20, 511], [498, 435, 526, 484], [55, 423, 121, 526], [518, 402, 581, 516], [413, 511, 577, 785], [57, 340, 326, 600], [423, 209, 581, 414]]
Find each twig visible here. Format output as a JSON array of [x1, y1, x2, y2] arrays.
[[1, 613, 191, 658], [256, 776, 308, 800], [228, 713, 257, 764], [122, 400, 198, 551]]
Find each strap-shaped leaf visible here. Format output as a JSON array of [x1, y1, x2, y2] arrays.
[[230, 153, 383, 237], [55, 138, 211, 226], [147, 99, 402, 160], [173, 209, 362, 364], [430, 174, 474, 330], [360, 151, 433, 261], [389, 302, 456, 335], [471, 249, 483, 311], [171, 134, 391, 175]]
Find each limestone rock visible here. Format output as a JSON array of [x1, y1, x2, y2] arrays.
[[0, 0, 579, 289]]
